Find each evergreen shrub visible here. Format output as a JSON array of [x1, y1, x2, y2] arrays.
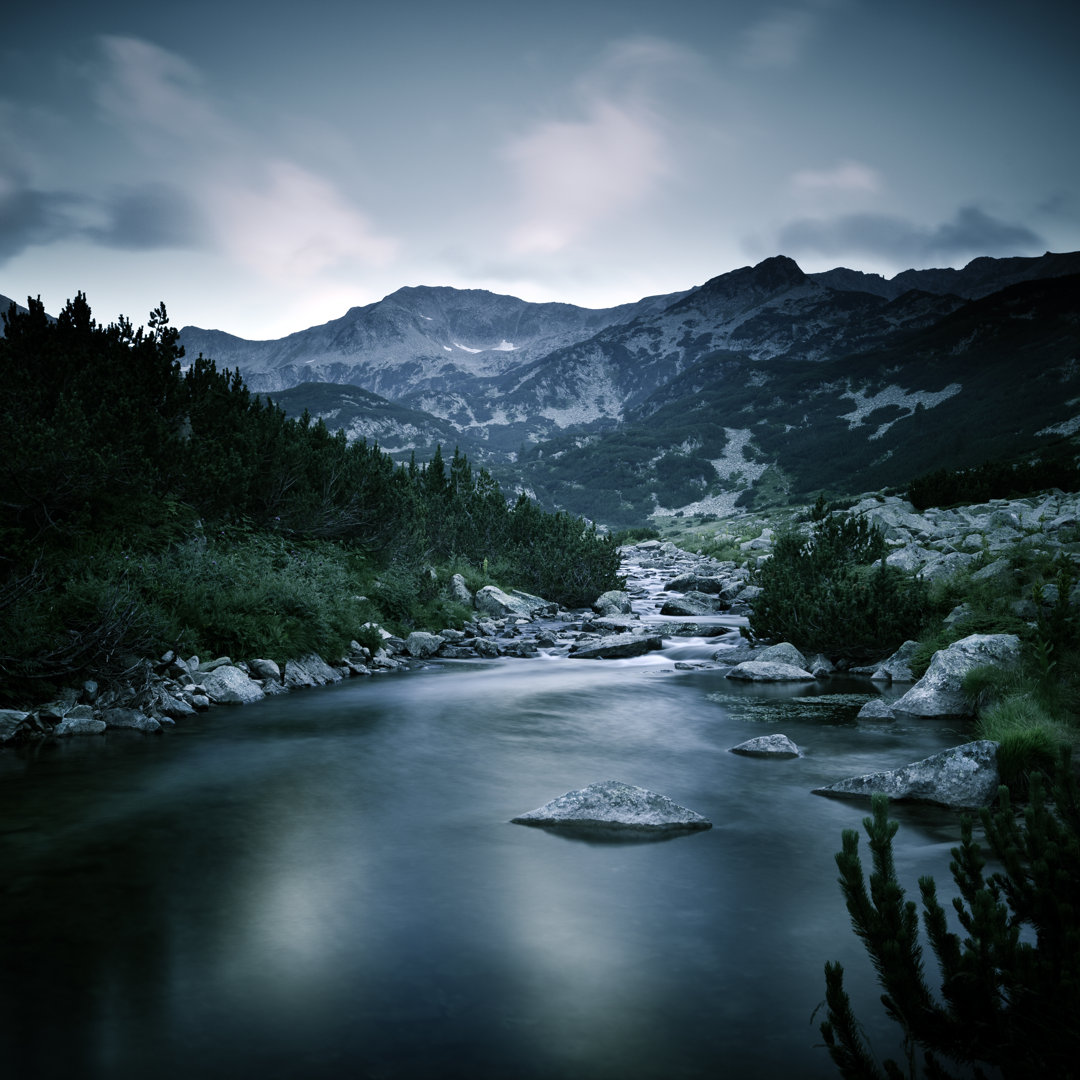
[[820, 759, 1080, 1079]]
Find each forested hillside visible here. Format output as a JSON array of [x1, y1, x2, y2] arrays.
[[0, 296, 620, 703]]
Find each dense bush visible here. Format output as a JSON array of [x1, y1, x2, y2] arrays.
[[746, 512, 931, 661], [821, 760, 1080, 1079], [908, 453, 1080, 511]]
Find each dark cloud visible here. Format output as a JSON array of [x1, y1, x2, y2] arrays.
[[0, 185, 81, 261], [85, 182, 205, 251], [778, 206, 1045, 262]]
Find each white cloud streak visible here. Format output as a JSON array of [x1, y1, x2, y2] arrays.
[[502, 37, 685, 255], [93, 36, 398, 281], [790, 161, 882, 193]]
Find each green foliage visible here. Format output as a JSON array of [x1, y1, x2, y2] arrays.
[[909, 454, 1080, 511], [747, 513, 931, 661], [612, 526, 661, 545], [0, 297, 622, 695], [821, 762, 1080, 1079]]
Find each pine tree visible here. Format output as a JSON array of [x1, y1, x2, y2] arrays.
[[820, 756, 1080, 1079]]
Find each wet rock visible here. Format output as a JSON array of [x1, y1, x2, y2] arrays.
[[248, 658, 281, 681], [725, 661, 814, 682], [54, 717, 107, 736], [593, 589, 633, 616], [729, 734, 801, 758], [283, 654, 343, 689], [101, 708, 162, 732], [660, 591, 726, 616], [812, 740, 1000, 809], [869, 640, 920, 683], [439, 645, 476, 660], [755, 642, 808, 669], [0, 710, 30, 743], [569, 633, 664, 660], [856, 699, 897, 720], [511, 780, 711, 833], [202, 666, 266, 705], [892, 633, 1021, 717], [475, 585, 538, 619], [405, 631, 444, 658]]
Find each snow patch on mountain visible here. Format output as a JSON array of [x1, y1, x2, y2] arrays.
[[839, 383, 962, 438]]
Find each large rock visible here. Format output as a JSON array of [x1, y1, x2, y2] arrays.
[[666, 574, 727, 595], [725, 661, 814, 682], [755, 642, 808, 669], [404, 631, 444, 658], [871, 640, 920, 682], [0, 709, 30, 743], [660, 591, 726, 616], [283, 653, 343, 689], [201, 666, 266, 705], [593, 590, 632, 616], [569, 633, 664, 659], [892, 633, 1021, 717], [475, 585, 538, 619], [101, 707, 163, 732], [729, 734, 801, 758], [449, 573, 474, 607], [511, 780, 711, 834], [812, 740, 1000, 809], [54, 716, 107, 736], [248, 658, 281, 681]]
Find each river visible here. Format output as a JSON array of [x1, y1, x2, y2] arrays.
[[0, 572, 977, 1079]]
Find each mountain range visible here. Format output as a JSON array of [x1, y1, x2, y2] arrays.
[[10, 251, 1080, 527]]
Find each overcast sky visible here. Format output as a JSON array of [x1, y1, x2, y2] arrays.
[[2, 0, 1077, 338]]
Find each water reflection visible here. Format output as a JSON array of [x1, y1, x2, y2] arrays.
[[0, 656, 978, 1078]]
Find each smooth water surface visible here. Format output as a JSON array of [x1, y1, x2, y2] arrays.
[[0, 650, 976, 1079]]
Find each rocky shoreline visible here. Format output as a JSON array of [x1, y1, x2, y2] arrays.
[[4, 488, 1077, 809]]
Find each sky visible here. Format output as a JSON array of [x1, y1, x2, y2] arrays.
[[2, 0, 1078, 339]]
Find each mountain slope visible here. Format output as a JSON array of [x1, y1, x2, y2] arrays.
[[512, 274, 1080, 523]]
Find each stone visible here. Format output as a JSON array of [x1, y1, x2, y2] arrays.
[[438, 645, 476, 660], [101, 708, 162, 732], [200, 666, 266, 705], [593, 589, 633, 616], [569, 633, 664, 660], [812, 740, 1000, 809], [474, 638, 502, 658], [870, 640, 920, 683], [892, 633, 1021, 717], [509, 589, 559, 617], [856, 699, 897, 720], [755, 642, 808, 669], [511, 780, 711, 834], [0, 709, 30, 743], [659, 591, 725, 616], [283, 654, 342, 689], [475, 585, 537, 619], [54, 717, 107, 736], [449, 573, 474, 606], [666, 574, 727, 594], [806, 653, 836, 677], [725, 661, 814, 682], [404, 631, 444, 658], [198, 656, 234, 673], [729, 734, 801, 758], [248, 658, 281, 681]]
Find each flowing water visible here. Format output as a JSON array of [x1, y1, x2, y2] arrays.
[[0, 585, 978, 1079]]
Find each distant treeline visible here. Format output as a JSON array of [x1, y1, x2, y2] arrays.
[[908, 454, 1080, 511], [0, 295, 619, 698]]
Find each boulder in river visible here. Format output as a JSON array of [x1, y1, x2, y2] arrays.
[[593, 590, 633, 616], [511, 780, 711, 836], [201, 666, 266, 705], [569, 633, 664, 660], [891, 633, 1020, 717], [729, 734, 801, 758], [475, 585, 539, 619], [755, 642, 808, 669], [660, 591, 727, 616], [404, 631, 444, 658], [726, 661, 814, 682], [812, 740, 1000, 809]]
